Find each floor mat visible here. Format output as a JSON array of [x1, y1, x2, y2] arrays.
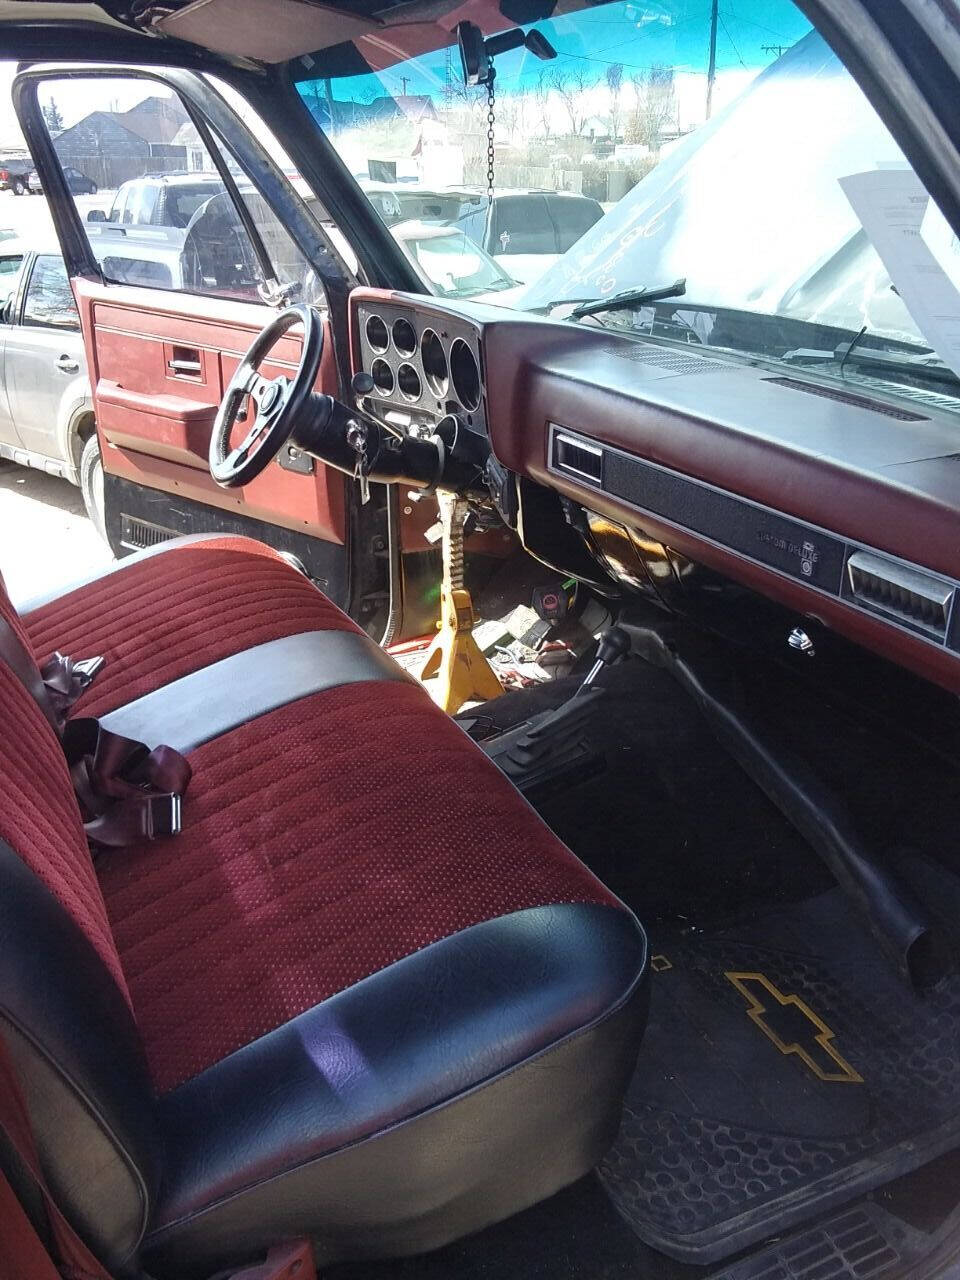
[[708, 1202, 932, 1280], [600, 885, 960, 1265]]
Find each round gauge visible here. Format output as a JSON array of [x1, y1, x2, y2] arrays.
[[421, 329, 448, 397], [450, 339, 481, 411], [371, 358, 394, 395], [397, 363, 422, 401], [365, 314, 389, 353], [392, 318, 417, 357]]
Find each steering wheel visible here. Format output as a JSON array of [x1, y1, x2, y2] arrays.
[[209, 305, 324, 487]]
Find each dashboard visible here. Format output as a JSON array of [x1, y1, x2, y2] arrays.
[[350, 288, 960, 696], [353, 297, 487, 439]]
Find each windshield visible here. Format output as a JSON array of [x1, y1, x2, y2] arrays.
[[296, 0, 960, 414]]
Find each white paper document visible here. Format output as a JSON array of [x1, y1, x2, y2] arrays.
[[839, 168, 960, 379]]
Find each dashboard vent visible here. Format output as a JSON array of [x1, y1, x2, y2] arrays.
[[845, 549, 953, 637], [606, 345, 728, 374], [553, 431, 603, 484], [763, 376, 928, 421]]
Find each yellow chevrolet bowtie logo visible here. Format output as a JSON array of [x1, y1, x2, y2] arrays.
[[725, 971, 863, 1084]]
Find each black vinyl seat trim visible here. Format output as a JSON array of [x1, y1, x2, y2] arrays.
[[148, 901, 647, 1257], [98, 630, 413, 754], [0, 839, 159, 1273]]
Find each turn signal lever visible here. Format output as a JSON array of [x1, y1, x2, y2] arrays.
[[290, 391, 487, 496]]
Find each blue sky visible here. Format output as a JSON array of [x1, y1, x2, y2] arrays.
[[301, 0, 813, 104]]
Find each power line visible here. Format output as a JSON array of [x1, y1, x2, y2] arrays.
[[719, 12, 747, 67]]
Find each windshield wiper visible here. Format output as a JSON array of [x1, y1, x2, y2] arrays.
[[786, 344, 960, 393], [566, 278, 687, 320]]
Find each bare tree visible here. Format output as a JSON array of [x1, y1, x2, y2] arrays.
[[534, 71, 553, 140], [605, 63, 624, 143], [550, 66, 590, 137], [625, 65, 676, 148]]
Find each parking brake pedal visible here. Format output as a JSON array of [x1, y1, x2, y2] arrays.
[[481, 627, 630, 794]]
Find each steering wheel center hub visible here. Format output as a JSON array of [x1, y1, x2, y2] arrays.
[[208, 304, 324, 489]]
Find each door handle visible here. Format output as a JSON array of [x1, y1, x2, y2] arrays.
[[56, 355, 80, 374], [168, 346, 203, 376]]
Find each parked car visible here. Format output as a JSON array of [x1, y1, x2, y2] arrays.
[[0, 158, 31, 194], [0, 238, 100, 523], [452, 188, 604, 283], [361, 184, 604, 284], [389, 218, 521, 301], [27, 165, 98, 196], [0, 228, 186, 534], [103, 171, 225, 228]]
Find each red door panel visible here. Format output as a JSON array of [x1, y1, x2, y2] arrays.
[[74, 277, 346, 544]]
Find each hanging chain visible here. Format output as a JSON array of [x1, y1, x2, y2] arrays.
[[486, 66, 496, 207]]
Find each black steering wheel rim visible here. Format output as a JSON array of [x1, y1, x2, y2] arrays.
[[209, 304, 324, 488]]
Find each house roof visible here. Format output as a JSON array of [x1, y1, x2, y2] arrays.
[[52, 111, 153, 150], [116, 97, 190, 146]]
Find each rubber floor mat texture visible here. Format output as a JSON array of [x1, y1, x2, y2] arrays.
[[601, 887, 960, 1264]]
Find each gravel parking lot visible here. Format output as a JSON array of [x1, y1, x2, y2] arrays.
[[0, 188, 118, 601]]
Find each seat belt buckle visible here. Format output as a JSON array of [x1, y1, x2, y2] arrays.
[[144, 793, 182, 839], [226, 1240, 317, 1280], [74, 655, 106, 684]]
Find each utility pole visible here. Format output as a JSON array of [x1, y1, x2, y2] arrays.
[[762, 43, 788, 58], [705, 0, 718, 119], [443, 47, 454, 108], [400, 75, 411, 95]]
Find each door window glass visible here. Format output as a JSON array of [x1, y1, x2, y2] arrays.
[[0, 254, 23, 308], [22, 256, 80, 330], [34, 77, 315, 305]]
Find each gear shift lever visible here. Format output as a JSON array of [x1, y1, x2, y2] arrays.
[[479, 625, 631, 793], [577, 626, 631, 694]]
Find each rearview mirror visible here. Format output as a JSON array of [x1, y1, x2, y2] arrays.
[[86, 209, 106, 223], [456, 20, 556, 87], [457, 22, 490, 88]]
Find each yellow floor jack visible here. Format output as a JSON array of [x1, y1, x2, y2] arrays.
[[420, 490, 504, 714]]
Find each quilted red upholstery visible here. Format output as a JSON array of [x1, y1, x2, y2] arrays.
[[98, 679, 616, 1094], [23, 537, 358, 720], [0, 569, 33, 658], [0, 662, 129, 1002]]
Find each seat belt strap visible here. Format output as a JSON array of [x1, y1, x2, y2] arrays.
[[40, 652, 106, 722], [63, 719, 191, 848], [0, 617, 103, 732], [0, 620, 188, 848], [0, 1038, 114, 1280]]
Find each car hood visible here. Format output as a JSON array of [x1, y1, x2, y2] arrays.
[[517, 29, 920, 345]]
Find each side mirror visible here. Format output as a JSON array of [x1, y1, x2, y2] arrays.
[[1, 297, 13, 324], [86, 208, 106, 223]]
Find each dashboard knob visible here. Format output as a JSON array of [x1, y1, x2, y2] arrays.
[[352, 371, 375, 397]]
